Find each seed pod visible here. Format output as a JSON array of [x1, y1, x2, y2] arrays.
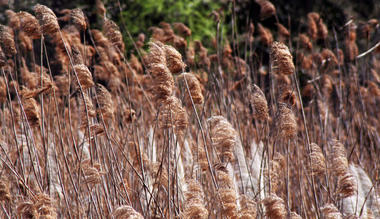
[[103, 19, 124, 52], [270, 41, 295, 75], [0, 25, 17, 57], [263, 194, 287, 219], [177, 72, 204, 106], [248, 84, 269, 121], [17, 11, 41, 39], [276, 102, 297, 139], [33, 4, 60, 35], [70, 8, 87, 30]]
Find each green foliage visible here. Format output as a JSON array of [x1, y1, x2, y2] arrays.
[[118, 0, 227, 41]]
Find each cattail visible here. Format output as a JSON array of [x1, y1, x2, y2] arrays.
[[103, 19, 125, 52], [73, 64, 94, 89], [33, 4, 60, 35], [194, 41, 210, 70], [149, 63, 174, 101], [0, 76, 6, 103], [147, 41, 166, 66], [159, 96, 188, 137], [96, 83, 114, 120], [18, 31, 34, 52], [248, 84, 269, 121], [177, 72, 204, 106], [0, 47, 5, 67], [270, 41, 295, 75], [0, 177, 11, 202], [0, 25, 17, 57], [263, 194, 287, 219], [182, 179, 208, 219], [33, 193, 57, 219], [256, 0, 276, 20], [163, 44, 186, 74], [345, 40, 358, 62], [321, 49, 338, 67], [307, 13, 319, 40], [23, 97, 41, 127], [276, 102, 297, 139], [257, 23, 273, 46], [337, 171, 357, 198], [173, 22, 191, 37], [267, 152, 285, 192], [215, 165, 238, 218], [320, 203, 343, 219], [239, 195, 257, 219], [277, 23, 290, 39], [54, 73, 70, 96], [309, 143, 326, 176], [208, 116, 237, 163], [80, 160, 103, 185], [330, 139, 348, 176], [70, 8, 87, 30], [17, 11, 41, 39], [298, 33, 313, 50], [5, 10, 20, 29], [112, 205, 143, 219], [290, 212, 302, 219]]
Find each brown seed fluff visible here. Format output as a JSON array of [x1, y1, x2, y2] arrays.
[[330, 139, 348, 176], [73, 64, 94, 89], [163, 44, 186, 74], [337, 171, 357, 198], [17, 11, 42, 39], [276, 102, 297, 139], [177, 72, 204, 106], [22, 97, 41, 127], [0, 25, 17, 57], [103, 19, 125, 52], [182, 179, 208, 219], [248, 84, 269, 121], [70, 8, 87, 30], [309, 143, 326, 176], [0, 47, 5, 67], [270, 41, 295, 75], [112, 205, 143, 219], [96, 83, 114, 120], [263, 194, 287, 219], [239, 195, 257, 219], [215, 166, 238, 218], [0, 76, 6, 103], [159, 96, 188, 137], [208, 116, 237, 163], [256, 0, 276, 20], [320, 203, 343, 219], [257, 23, 273, 46], [33, 4, 60, 35]]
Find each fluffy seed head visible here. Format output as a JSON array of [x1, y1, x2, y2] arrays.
[[5, 10, 20, 29], [173, 22, 191, 37], [73, 64, 94, 89], [309, 143, 326, 176], [112, 205, 143, 219], [23, 97, 41, 127], [70, 8, 87, 30], [239, 195, 257, 219], [96, 83, 114, 120], [337, 171, 357, 198], [0, 76, 6, 103], [257, 23, 273, 46], [182, 179, 208, 219], [0, 47, 5, 67], [263, 194, 287, 219], [159, 96, 188, 137], [208, 116, 237, 163], [163, 44, 186, 74], [248, 84, 269, 121], [0, 24, 17, 57], [33, 4, 60, 35], [17, 11, 41, 39], [330, 139, 348, 176], [270, 41, 295, 75], [103, 19, 125, 52], [276, 102, 297, 139], [257, 0, 276, 19], [177, 72, 204, 106], [0, 177, 11, 202], [320, 203, 343, 219], [299, 33, 313, 50], [215, 166, 238, 218]]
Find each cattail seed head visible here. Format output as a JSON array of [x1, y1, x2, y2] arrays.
[[17, 11, 41, 39], [103, 19, 125, 52], [96, 83, 114, 120], [112, 205, 143, 219], [299, 33, 313, 50], [320, 203, 343, 219], [263, 194, 287, 219], [0, 76, 6, 103], [177, 72, 204, 106], [159, 96, 188, 137], [257, 23, 273, 46], [182, 179, 208, 219], [70, 8, 87, 30], [215, 166, 238, 218], [23, 97, 41, 127], [248, 84, 269, 121], [256, 0, 276, 20], [208, 116, 237, 163], [0, 25, 17, 57], [239, 195, 257, 219], [73, 64, 94, 89], [270, 41, 295, 75], [173, 22, 191, 37], [0, 47, 6, 67], [309, 143, 326, 176], [163, 44, 186, 74], [337, 171, 357, 198], [276, 102, 297, 139], [330, 139, 348, 176], [5, 10, 20, 29], [33, 4, 60, 35]]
